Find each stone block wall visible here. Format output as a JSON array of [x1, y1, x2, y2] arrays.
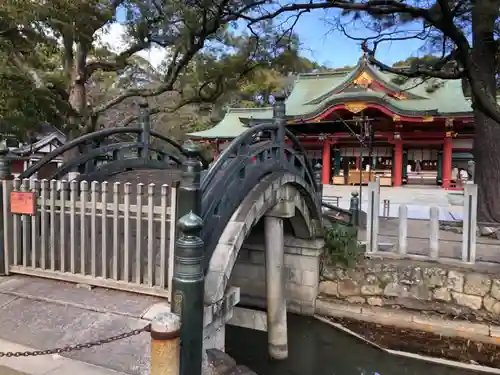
[[319, 259, 500, 321], [229, 236, 324, 315]]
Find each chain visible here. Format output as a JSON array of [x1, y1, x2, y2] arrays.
[[0, 324, 151, 358]]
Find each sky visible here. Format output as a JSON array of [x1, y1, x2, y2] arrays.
[[288, 11, 427, 67], [99, 6, 428, 70]]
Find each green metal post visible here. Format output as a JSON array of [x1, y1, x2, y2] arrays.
[[175, 143, 203, 218], [273, 92, 286, 166], [402, 150, 408, 184], [333, 150, 341, 176], [437, 151, 443, 185], [172, 142, 204, 375], [349, 191, 359, 227], [0, 143, 12, 275]]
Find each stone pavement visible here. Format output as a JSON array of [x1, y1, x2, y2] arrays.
[[0, 275, 165, 375], [0, 365, 28, 375], [0, 340, 128, 375], [323, 184, 463, 220]]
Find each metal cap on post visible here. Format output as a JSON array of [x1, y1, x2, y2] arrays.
[[172, 212, 205, 375], [138, 100, 151, 159], [314, 162, 323, 204], [273, 92, 286, 121], [151, 312, 181, 375], [177, 142, 203, 219]]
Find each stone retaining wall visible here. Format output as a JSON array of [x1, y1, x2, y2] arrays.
[[319, 259, 500, 322]]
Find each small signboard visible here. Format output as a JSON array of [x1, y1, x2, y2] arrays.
[[10, 191, 36, 215]]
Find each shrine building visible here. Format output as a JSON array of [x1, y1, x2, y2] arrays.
[[188, 55, 474, 189]]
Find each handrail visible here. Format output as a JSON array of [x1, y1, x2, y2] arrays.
[[149, 131, 209, 169], [19, 127, 143, 179], [45, 142, 144, 180], [200, 123, 280, 192], [321, 201, 353, 216], [284, 129, 318, 192]]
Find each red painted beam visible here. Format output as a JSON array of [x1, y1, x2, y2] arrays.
[[299, 103, 473, 123]]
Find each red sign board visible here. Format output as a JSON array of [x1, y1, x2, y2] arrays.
[[10, 192, 36, 215]]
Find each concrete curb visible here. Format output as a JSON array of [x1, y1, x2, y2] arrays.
[[315, 298, 500, 345], [314, 314, 500, 374], [0, 338, 130, 375]]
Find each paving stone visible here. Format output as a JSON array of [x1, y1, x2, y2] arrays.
[[0, 276, 163, 317]]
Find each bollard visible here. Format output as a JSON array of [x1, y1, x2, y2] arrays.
[[151, 312, 181, 375], [172, 212, 205, 375], [349, 191, 359, 227], [383, 199, 390, 217]]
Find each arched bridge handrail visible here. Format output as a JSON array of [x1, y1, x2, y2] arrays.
[[18, 127, 143, 179], [201, 123, 280, 192], [71, 159, 174, 183], [150, 130, 210, 169], [200, 123, 318, 194], [284, 128, 318, 192]]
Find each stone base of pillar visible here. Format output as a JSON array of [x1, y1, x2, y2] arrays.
[[202, 287, 240, 352], [203, 320, 226, 352]]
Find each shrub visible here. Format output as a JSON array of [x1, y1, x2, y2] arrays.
[[323, 223, 362, 267]]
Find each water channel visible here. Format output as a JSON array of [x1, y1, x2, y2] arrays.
[[226, 314, 479, 375]]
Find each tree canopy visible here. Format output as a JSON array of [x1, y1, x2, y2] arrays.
[[0, 0, 317, 140]]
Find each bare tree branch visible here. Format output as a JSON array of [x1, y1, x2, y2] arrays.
[[86, 41, 150, 77], [361, 41, 464, 79]]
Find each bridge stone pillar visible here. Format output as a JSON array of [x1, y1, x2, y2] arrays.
[[264, 199, 294, 360]]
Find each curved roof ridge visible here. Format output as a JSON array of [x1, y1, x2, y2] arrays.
[[227, 107, 272, 114], [295, 69, 351, 80], [364, 63, 427, 99]]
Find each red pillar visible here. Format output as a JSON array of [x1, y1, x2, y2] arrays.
[[442, 136, 452, 188], [393, 142, 403, 187], [322, 141, 331, 185], [355, 157, 360, 170]]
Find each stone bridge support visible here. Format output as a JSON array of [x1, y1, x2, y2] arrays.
[[264, 199, 295, 360], [202, 173, 323, 357], [232, 235, 324, 315]]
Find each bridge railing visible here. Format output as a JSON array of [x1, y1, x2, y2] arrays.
[[3, 177, 178, 300], [17, 102, 209, 182], [199, 94, 321, 264]]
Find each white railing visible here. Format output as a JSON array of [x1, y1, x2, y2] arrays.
[[3, 178, 178, 300], [364, 179, 478, 264]]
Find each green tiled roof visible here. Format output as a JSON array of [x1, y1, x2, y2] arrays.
[[188, 56, 473, 139], [188, 107, 272, 139]]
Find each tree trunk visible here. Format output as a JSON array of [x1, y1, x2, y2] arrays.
[[473, 112, 500, 222], [471, 0, 500, 222], [65, 81, 87, 164]]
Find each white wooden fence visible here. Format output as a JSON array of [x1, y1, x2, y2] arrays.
[[3, 178, 178, 300], [364, 179, 479, 264]]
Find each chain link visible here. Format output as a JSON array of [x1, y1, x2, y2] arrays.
[[0, 324, 151, 358]]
